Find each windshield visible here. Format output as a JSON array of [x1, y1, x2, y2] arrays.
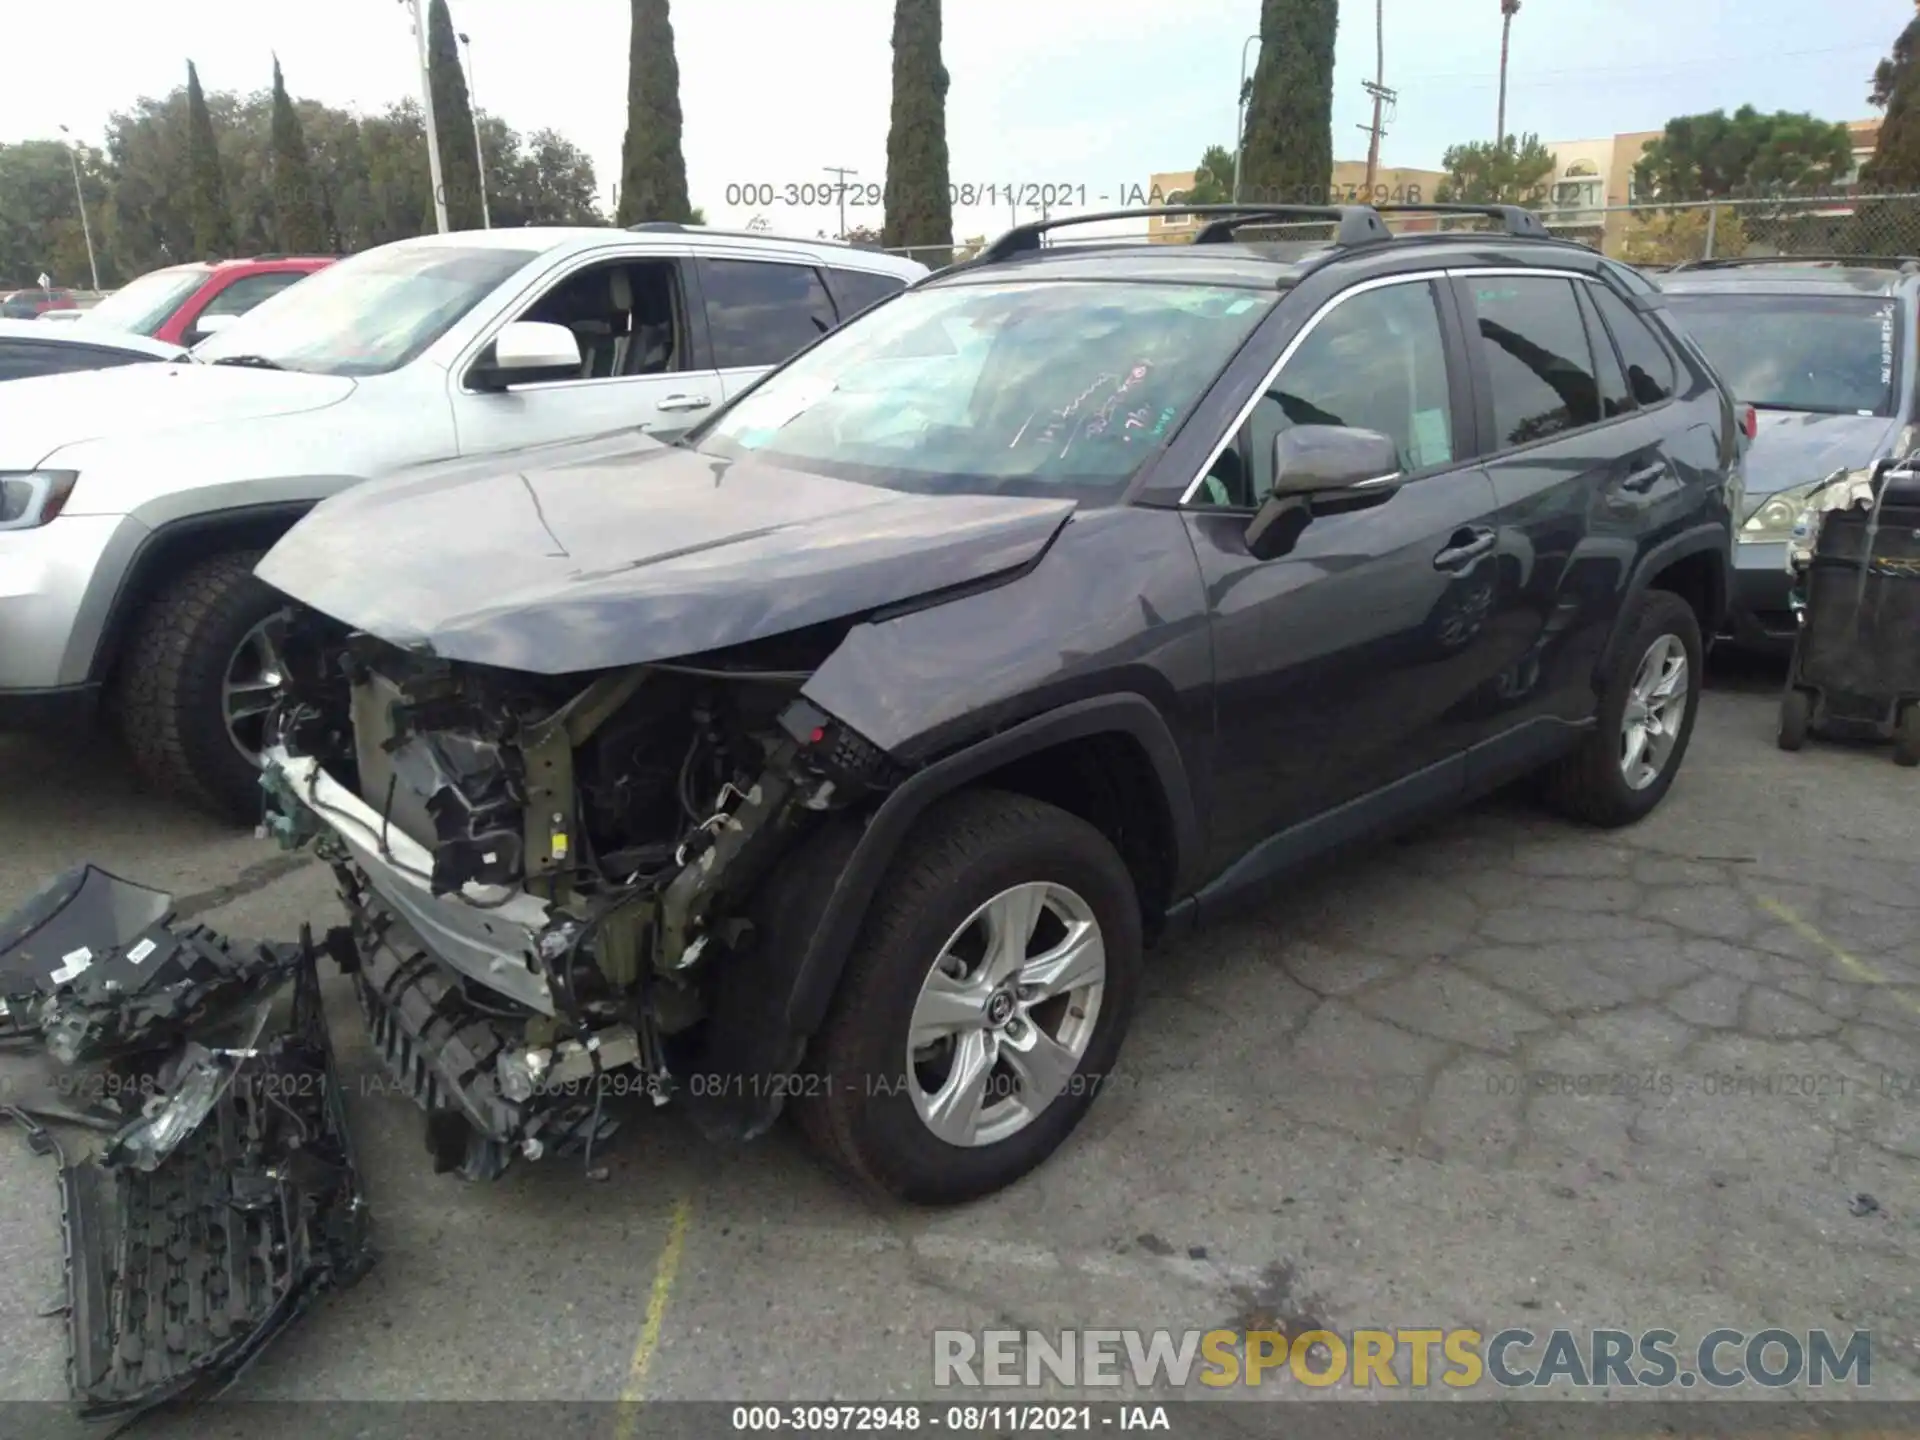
[[81, 267, 209, 335], [193, 243, 542, 376], [1662, 292, 1899, 416], [692, 279, 1277, 499]]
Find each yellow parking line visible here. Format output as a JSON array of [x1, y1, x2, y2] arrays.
[[1757, 895, 1920, 1019], [612, 1190, 695, 1439]]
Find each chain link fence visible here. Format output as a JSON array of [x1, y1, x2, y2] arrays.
[[875, 191, 1920, 270]]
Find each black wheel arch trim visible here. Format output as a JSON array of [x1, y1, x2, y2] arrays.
[[86, 501, 316, 685], [781, 692, 1201, 1037], [1595, 522, 1728, 688]]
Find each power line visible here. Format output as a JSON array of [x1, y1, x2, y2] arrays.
[[1395, 37, 1885, 87]]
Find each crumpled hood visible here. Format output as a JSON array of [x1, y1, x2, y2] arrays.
[[0, 361, 356, 469], [257, 435, 1079, 674], [1744, 410, 1901, 503]]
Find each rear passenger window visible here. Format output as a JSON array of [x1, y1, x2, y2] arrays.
[[1575, 283, 1634, 418], [697, 259, 837, 369], [826, 267, 907, 322], [1470, 275, 1603, 447], [1590, 285, 1676, 408]]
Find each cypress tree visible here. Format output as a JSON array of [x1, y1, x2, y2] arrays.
[[616, 0, 693, 225], [269, 57, 327, 253], [1239, 0, 1340, 205], [1863, 9, 1920, 190], [882, 0, 953, 252], [426, 0, 485, 230], [185, 61, 235, 258]]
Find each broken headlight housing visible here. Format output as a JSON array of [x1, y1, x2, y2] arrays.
[[1741, 479, 1826, 545], [0, 470, 79, 531]]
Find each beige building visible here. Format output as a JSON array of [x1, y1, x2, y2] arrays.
[[1148, 119, 1886, 252]]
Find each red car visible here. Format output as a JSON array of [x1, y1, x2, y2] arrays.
[[1, 287, 77, 318], [77, 255, 335, 346]]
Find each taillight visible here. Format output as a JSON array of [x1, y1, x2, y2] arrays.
[[1741, 404, 1758, 441]]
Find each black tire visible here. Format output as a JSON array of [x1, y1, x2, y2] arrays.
[[1777, 688, 1812, 752], [113, 549, 285, 823], [1894, 704, 1920, 768], [794, 789, 1143, 1205], [1542, 588, 1704, 828]]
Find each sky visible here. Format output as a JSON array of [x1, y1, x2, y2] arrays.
[[0, 0, 1908, 249]]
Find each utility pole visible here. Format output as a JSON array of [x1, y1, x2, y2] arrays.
[[1496, 0, 1521, 145], [1230, 32, 1260, 204], [56, 125, 99, 291], [1360, 0, 1396, 193], [458, 31, 491, 227], [823, 165, 857, 239], [402, 0, 449, 232]]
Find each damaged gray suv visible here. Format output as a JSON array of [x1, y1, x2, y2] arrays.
[[15, 204, 1740, 1211]]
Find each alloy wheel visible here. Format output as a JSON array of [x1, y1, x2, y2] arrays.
[[1620, 632, 1689, 791], [906, 881, 1107, 1148], [222, 609, 292, 766]]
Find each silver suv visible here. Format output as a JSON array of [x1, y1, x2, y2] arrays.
[[0, 226, 925, 818]]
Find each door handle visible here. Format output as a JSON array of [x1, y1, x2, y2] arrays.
[[1621, 460, 1667, 493], [1433, 526, 1497, 571], [657, 393, 712, 413]]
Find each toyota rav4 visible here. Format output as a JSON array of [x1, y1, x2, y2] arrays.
[[26, 204, 1741, 1207]]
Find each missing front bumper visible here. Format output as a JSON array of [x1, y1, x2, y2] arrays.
[[0, 869, 375, 1421]]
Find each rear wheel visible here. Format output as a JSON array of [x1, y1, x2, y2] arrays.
[[1777, 688, 1812, 752], [114, 550, 291, 823], [796, 790, 1142, 1205], [1542, 588, 1703, 828]]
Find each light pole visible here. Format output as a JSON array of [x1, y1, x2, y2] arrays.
[[56, 125, 99, 291], [457, 31, 491, 228], [1496, 0, 1521, 145], [401, 0, 449, 232], [823, 166, 857, 239], [1230, 33, 1260, 204]]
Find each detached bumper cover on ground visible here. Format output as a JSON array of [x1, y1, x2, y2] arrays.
[[0, 865, 374, 1420]]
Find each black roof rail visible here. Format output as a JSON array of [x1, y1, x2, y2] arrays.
[[1368, 202, 1550, 237], [977, 204, 1396, 263], [1191, 206, 1392, 245], [1668, 253, 1920, 274]]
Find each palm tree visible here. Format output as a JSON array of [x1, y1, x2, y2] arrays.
[[1497, 0, 1522, 143]]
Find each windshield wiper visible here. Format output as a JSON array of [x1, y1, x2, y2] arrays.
[[207, 354, 285, 370]]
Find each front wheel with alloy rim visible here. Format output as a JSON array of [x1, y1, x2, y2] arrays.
[[115, 549, 293, 824], [795, 790, 1143, 1205], [1541, 588, 1703, 828]]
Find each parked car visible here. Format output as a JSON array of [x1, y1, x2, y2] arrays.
[[1658, 255, 1918, 651], [0, 226, 928, 819], [70, 256, 335, 346], [1, 287, 77, 318], [229, 203, 1737, 1204], [0, 318, 186, 381]]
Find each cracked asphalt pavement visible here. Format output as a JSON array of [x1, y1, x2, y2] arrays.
[[0, 652, 1916, 1406]]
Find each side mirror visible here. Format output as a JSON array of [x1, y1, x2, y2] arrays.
[[471, 320, 582, 391], [1269, 424, 1403, 497], [187, 312, 237, 344], [1246, 425, 1403, 562]]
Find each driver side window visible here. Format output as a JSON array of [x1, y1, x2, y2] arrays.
[[1196, 280, 1455, 508], [508, 257, 690, 382]]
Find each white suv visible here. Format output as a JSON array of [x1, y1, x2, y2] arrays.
[[0, 226, 926, 818]]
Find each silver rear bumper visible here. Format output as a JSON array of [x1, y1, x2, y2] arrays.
[[264, 746, 558, 1015]]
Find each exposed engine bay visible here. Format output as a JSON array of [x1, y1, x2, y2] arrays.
[[256, 617, 901, 1179]]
